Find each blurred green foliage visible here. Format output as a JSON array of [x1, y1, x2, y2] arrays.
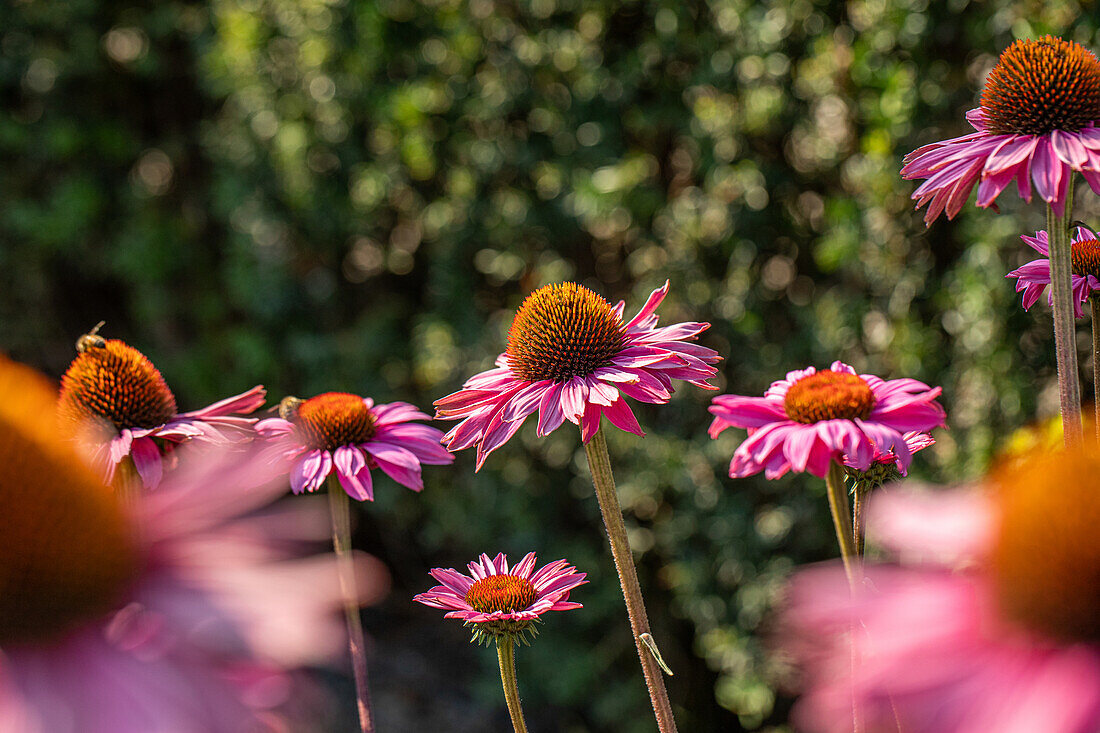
[[3, 0, 1099, 729]]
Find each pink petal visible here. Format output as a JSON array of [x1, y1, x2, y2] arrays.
[[130, 436, 164, 489]]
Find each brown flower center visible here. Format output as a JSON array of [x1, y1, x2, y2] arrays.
[[57, 339, 177, 431], [783, 370, 876, 424], [293, 392, 376, 451], [506, 283, 626, 382], [464, 575, 538, 614], [0, 357, 139, 644], [981, 36, 1100, 136], [1072, 237, 1100, 279], [991, 449, 1100, 642]]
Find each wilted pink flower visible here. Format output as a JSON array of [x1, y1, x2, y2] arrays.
[[708, 361, 945, 479], [784, 447, 1100, 733], [1007, 228, 1100, 318], [2, 356, 379, 733], [434, 281, 721, 469], [256, 392, 453, 500], [414, 552, 586, 641], [57, 334, 265, 489], [902, 36, 1100, 225]]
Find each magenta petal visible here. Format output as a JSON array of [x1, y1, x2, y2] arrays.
[[365, 442, 423, 491], [1051, 130, 1089, 168], [536, 381, 567, 436], [181, 385, 266, 419], [579, 401, 602, 443], [603, 398, 644, 437], [291, 450, 331, 494], [1030, 137, 1062, 203], [625, 280, 670, 329], [130, 436, 164, 489], [333, 445, 373, 501]]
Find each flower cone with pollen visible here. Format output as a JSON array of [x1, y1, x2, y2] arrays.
[[0, 356, 138, 643], [981, 36, 1100, 136], [903, 36, 1100, 223], [58, 339, 177, 432], [292, 392, 378, 451], [783, 371, 875, 424], [506, 283, 626, 382]]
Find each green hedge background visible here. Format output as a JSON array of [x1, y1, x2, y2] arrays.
[[3, 0, 1098, 729]]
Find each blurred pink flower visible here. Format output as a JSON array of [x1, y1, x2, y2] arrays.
[[414, 552, 585, 640], [256, 392, 453, 500], [57, 335, 265, 489], [2, 356, 381, 733], [434, 281, 720, 469], [708, 361, 945, 479], [783, 447, 1100, 733], [902, 36, 1100, 225], [1007, 228, 1100, 318]]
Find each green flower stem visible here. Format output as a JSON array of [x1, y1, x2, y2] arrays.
[[851, 481, 870, 558], [496, 637, 529, 733], [1047, 198, 1084, 447], [1092, 294, 1100, 443], [327, 478, 376, 733], [582, 427, 679, 733], [825, 462, 858, 586]]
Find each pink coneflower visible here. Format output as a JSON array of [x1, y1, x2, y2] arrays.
[[1007, 228, 1100, 317], [784, 446, 1100, 733], [255, 392, 453, 501], [414, 552, 586, 640], [1, 355, 372, 733], [902, 36, 1100, 225], [708, 361, 946, 479], [56, 328, 265, 489], [416, 552, 586, 733], [434, 280, 721, 469]]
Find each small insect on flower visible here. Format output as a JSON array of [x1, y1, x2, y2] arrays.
[[709, 361, 945, 479], [784, 445, 1100, 733], [56, 325, 266, 489], [434, 280, 721, 469], [903, 36, 1100, 224], [1007, 227, 1100, 317], [414, 552, 586, 646], [256, 392, 453, 500]]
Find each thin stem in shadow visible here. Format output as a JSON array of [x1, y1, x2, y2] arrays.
[[327, 478, 376, 733], [582, 427, 678, 733], [496, 638, 529, 733]]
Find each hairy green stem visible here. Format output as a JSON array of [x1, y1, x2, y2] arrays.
[[1047, 199, 1083, 446], [825, 462, 857, 586], [583, 427, 678, 733], [328, 479, 375, 733], [851, 481, 870, 558], [496, 638, 529, 733]]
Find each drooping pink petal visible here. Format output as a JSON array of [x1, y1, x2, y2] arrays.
[[290, 449, 331, 494], [130, 436, 164, 489]]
